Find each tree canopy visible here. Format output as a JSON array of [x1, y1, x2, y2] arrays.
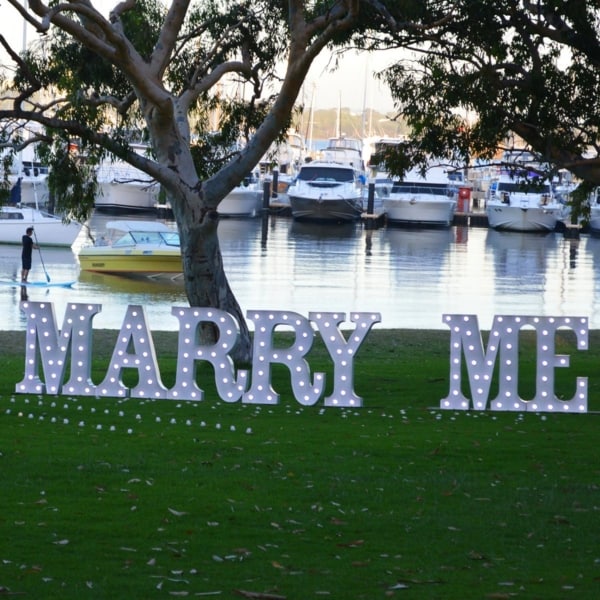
[[369, 0, 600, 199]]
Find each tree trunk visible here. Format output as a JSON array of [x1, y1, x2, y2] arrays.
[[174, 202, 253, 364], [147, 111, 254, 364]]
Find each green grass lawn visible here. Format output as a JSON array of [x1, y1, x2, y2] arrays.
[[0, 329, 599, 599]]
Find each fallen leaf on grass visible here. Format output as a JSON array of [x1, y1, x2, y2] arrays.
[[552, 515, 571, 525], [391, 578, 443, 587], [0, 586, 27, 595], [388, 582, 410, 590], [336, 539, 364, 548], [22, 565, 42, 574], [351, 560, 371, 567], [168, 508, 188, 517], [234, 591, 286, 600]]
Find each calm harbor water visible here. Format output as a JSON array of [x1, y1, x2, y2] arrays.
[[0, 212, 598, 331]]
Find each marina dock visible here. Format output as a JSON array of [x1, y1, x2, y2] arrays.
[[258, 203, 580, 237], [453, 210, 489, 227]]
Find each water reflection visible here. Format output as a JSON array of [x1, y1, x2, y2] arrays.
[[218, 217, 260, 246], [383, 227, 453, 264], [2, 212, 600, 331], [486, 229, 558, 287], [78, 270, 184, 295], [289, 220, 361, 241]]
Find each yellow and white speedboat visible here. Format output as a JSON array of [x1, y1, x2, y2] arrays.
[[78, 220, 182, 278]]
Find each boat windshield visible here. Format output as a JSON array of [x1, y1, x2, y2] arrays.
[[497, 182, 551, 194], [160, 232, 180, 246], [113, 230, 180, 247], [298, 166, 355, 182], [391, 182, 453, 196]]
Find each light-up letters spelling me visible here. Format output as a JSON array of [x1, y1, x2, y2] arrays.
[[15, 302, 381, 407], [442, 314, 588, 413], [14, 303, 590, 413]]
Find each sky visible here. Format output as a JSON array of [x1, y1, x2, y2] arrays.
[[301, 51, 398, 113], [1, 1, 399, 113]]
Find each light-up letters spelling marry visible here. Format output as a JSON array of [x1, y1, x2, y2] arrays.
[[15, 302, 381, 407]]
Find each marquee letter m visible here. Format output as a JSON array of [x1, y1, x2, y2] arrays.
[[440, 314, 588, 412], [15, 301, 100, 395]]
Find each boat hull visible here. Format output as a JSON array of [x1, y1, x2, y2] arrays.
[[78, 247, 182, 276], [383, 195, 456, 226], [287, 160, 365, 222], [0, 206, 82, 247], [486, 173, 561, 232], [289, 195, 364, 221], [486, 203, 561, 232], [78, 220, 181, 277], [95, 181, 159, 213], [95, 144, 160, 213], [218, 186, 263, 217], [589, 205, 600, 234]]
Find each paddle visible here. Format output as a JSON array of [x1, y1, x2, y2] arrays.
[[33, 229, 50, 283]]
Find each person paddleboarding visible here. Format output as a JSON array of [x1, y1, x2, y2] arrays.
[[21, 227, 39, 283]]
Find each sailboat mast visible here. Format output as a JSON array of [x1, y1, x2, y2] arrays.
[[361, 59, 368, 139], [337, 92, 342, 137], [307, 83, 315, 155]]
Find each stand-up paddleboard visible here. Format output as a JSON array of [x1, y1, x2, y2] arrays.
[[0, 279, 76, 288]]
